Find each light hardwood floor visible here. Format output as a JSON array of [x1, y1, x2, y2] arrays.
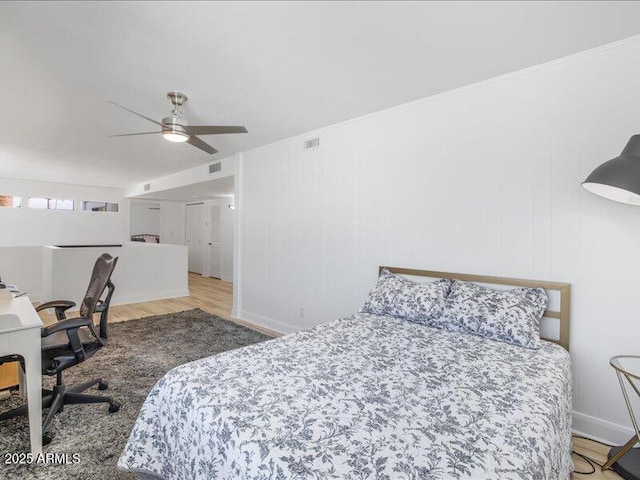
[[17, 275, 631, 477], [37, 273, 280, 336], [573, 437, 622, 479], [37, 272, 235, 326]]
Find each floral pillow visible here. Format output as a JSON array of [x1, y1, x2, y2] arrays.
[[362, 269, 451, 323], [433, 280, 548, 349]]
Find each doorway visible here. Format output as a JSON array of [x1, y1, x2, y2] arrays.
[[132, 174, 236, 312], [130, 200, 161, 242], [185, 199, 232, 280]]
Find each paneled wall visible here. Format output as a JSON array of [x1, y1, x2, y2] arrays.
[[238, 36, 640, 442]]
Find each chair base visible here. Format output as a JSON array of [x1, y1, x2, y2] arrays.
[[0, 375, 120, 444]]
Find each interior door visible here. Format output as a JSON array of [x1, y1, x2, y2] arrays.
[[207, 204, 222, 279], [185, 203, 204, 274]]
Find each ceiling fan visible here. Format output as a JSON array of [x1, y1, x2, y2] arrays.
[[107, 92, 248, 154]]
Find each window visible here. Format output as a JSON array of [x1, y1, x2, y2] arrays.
[[0, 196, 21, 207], [81, 201, 119, 212], [28, 198, 74, 210]]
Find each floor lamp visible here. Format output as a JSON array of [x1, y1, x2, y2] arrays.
[[582, 134, 640, 480]]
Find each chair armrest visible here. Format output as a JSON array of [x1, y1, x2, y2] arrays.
[[35, 300, 76, 312], [41, 317, 93, 363], [41, 317, 91, 337], [35, 300, 76, 321]]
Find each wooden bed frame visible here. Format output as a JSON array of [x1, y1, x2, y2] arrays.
[[379, 266, 571, 351]]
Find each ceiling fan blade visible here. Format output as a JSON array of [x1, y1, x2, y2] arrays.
[[187, 135, 218, 154], [185, 125, 248, 136], [107, 101, 163, 127], [109, 132, 161, 137]]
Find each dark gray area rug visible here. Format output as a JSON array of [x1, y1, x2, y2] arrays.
[[0, 309, 272, 480]]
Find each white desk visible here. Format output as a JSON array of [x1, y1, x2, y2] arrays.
[[0, 297, 43, 454]]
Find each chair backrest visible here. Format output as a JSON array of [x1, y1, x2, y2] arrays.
[[79, 254, 119, 319]]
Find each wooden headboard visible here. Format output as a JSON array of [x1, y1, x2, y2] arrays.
[[379, 266, 571, 351]]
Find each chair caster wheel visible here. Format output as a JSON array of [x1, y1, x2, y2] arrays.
[[42, 432, 54, 445], [98, 381, 108, 390], [108, 401, 120, 413]]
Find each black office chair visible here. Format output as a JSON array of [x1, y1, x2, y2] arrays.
[[0, 253, 120, 444]]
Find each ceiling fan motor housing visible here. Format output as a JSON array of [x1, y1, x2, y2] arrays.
[[162, 115, 189, 136]]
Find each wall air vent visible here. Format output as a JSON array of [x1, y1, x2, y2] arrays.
[[304, 138, 320, 149], [209, 162, 222, 174], [144, 183, 151, 191]]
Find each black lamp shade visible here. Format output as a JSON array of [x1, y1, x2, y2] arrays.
[[582, 135, 640, 205]]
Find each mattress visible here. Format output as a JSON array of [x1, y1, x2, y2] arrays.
[[118, 312, 572, 480]]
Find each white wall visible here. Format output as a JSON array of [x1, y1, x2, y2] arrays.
[[0, 177, 128, 246], [125, 155, 239, 198], [161, 201, 186, 245], [0, 247, 43, 300], [236, 36, 640, 444], [130, 201, 161, 236], [0, 178, 128, 300], [41, 244, 188, 307]]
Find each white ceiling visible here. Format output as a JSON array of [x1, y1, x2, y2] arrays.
[[139, 175, 235, 202], [2, 1, 640, 188]]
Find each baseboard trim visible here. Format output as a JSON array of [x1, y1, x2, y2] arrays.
[[573, 411, 635, 446], [229, 316, 284, 338], [235, 310, 299, 336]]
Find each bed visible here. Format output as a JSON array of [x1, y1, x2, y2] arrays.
[[118, 267, 572, 480]]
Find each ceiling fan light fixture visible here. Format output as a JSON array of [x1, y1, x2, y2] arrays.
[[161, 120, 188, 143], [162, 115, 190, 142], [162, 129, 189, 143]]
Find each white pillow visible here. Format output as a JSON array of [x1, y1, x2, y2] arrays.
[[362, 269, 451, 323], [433, 280, 548, 349]]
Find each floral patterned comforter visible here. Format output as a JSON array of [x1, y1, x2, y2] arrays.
[[118, 313, 572, 480]]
